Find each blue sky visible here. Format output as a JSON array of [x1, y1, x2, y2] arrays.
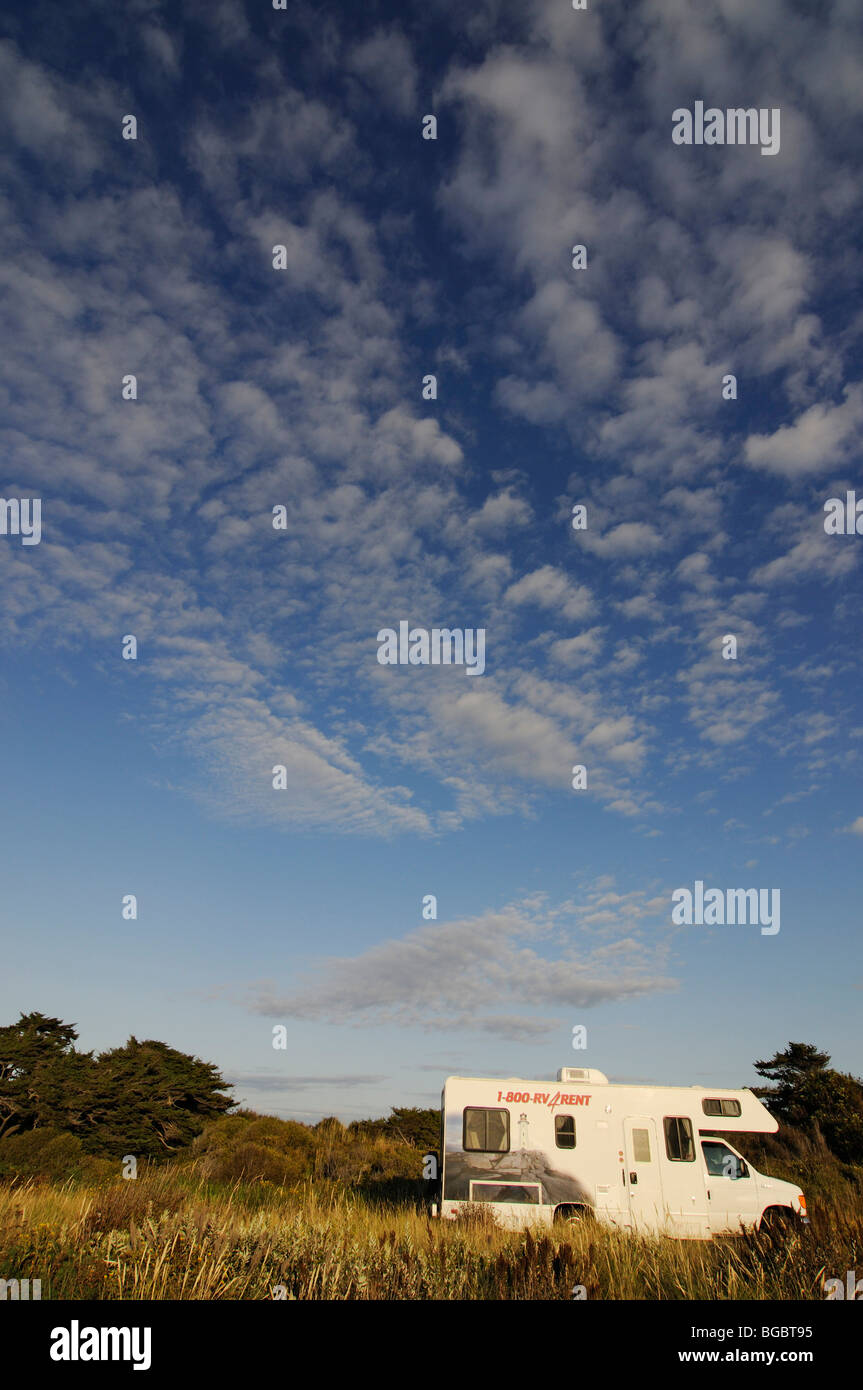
[[1, 0, 861, 1123]]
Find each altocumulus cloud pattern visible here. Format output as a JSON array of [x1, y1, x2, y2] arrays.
[[0, 0, 861, 1124]]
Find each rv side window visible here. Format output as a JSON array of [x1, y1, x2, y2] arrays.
[[702, 1098, 742, 1117], [663, 1116, 695, 1162], [555, 1115, 576, 1149], [463, 1107, 510, 1153], [701, 1140, 748, 1179]]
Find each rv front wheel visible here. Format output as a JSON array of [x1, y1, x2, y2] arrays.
[[758, 1207, 798, 1244], [554, 1204, 592, 1227]]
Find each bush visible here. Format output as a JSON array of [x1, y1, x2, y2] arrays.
[[189, 1112, 420, 1190], [191, 1113, 317, 1186], [315, 1116, 345, 1139], [0, 1127, 88, 1180], [197, 1140, 310, 1186], [243, 1118, 315, 1153]]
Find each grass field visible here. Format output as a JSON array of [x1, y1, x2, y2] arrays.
[[1, 1160, 860, 1300], [1, 1114, 860, 1300]]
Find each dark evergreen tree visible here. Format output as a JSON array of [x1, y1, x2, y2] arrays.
[[349, 1106, 440, 1148], [384, 1106, 440, 1149], [0, 1013, 234, 1158], [754, 1041, 863, 1163], [84, 1038, 234, 1155], [0, 1012, 95, 1138]]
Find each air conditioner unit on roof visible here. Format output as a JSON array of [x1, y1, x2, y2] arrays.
[[556, 1067, 609, 1084]]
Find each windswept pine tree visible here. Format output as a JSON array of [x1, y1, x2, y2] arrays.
[[0, 1012, 95, 1140], [754, 1042, 863, 1164], [79, 1037, 235, 1155], [0, 1012, 234, 1158], [348, 1106, 440, 1149]]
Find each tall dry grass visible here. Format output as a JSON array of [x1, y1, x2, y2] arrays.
[[1, 1163, 860, 1300]]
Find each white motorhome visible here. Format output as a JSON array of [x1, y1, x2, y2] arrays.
[[435, 1067, 806, 1239]]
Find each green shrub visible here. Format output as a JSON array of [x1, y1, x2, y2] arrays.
[[198, 1140, 310, 1186], [243, 1118, 315, 1152], [0, 1127, 87, 1179]]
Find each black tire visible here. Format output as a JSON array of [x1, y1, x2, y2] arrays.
[[758, 1207, 799, 1245], [554, 1204, 593, 1227]]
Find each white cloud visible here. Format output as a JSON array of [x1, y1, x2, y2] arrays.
[[549, 627, 605, 665], [248, 899, 676, 1034], [743, 385, 863, 477], [470, 488, 532, 534], [348, 29, 418, 116], [581, 522, 663, 559], [505, 565, 596, 621]]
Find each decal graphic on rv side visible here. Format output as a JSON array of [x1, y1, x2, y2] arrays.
[[494, 1089, 591, 1107]]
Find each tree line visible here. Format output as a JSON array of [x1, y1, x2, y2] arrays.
[[0, 1012, 860, 1165]]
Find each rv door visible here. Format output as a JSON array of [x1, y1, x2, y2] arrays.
[[623, 1117, 665, 1233], [660, 1115, 709, 1236], [701, 1139, 759, 1234]]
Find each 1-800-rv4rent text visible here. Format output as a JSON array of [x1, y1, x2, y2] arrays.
[[432, 1068, 806, 1239]]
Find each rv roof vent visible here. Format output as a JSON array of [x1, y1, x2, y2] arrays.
[[557, 1067, 609, 1084]]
